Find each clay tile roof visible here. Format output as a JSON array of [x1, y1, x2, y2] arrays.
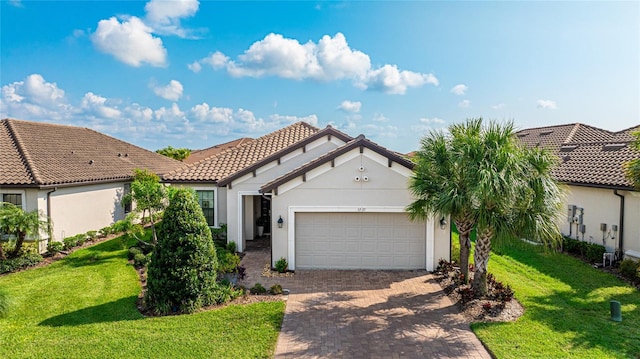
[[261, 134, 415, 194], [517, 123, 640, 189], [164, 121, 320, 182], [1, 118, 184, 187], [183, 137, 254, 164]]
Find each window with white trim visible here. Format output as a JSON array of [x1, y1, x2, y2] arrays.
[[196, 190, 216, 227]]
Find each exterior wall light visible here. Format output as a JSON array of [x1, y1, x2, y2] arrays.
[[277, 216, 284, 228], [439, 217, 447, 230]]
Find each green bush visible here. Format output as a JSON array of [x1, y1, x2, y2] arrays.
[[0, 252, 43, 274], [133, 253, 150, 268], [250, 283, 267, 294], [112, 218, 133, 234], [128, 247, 142, 260], [86, 230, 98, 240], [216, 248, 241, 274], [226, 241, 237, 253], [619, 259, 640, 282], [211, 223, 227, 244], [275, 257, 288, 273], [146, 188, 218, 314], [0, 287, 9, 318], [47, 241, 64, 254], [562, 237, 606, 263], [210, 282, 244, 304], [98, 226, 113, 237], [584, 242, 606, 263], [269, 284, 283, 295]]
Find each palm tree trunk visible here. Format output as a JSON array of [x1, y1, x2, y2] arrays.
[[10, 231, 26, 258], [472, 226, 494, 297], [455, 219, 473, 283]]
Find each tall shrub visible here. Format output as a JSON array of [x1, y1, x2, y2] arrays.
[[145, 188, 218, 314]]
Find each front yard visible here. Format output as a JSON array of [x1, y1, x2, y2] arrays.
[[0, 236, 284, 359], [470, 240, 640, 358]]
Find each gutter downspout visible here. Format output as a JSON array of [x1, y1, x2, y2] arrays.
[[613, 190, 625, 260], [46, 187, 57, 246]]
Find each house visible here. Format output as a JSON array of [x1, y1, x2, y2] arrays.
[[0, 118, 183, 249], [516, 123, 640, 261], [164, 122, 450, 271]]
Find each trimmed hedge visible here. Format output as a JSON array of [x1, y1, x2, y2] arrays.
[[0, 253, 43, 274], [563, 236, 606, 263]]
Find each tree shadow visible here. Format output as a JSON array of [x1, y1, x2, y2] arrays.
[[38, 296, 142, 327], [57, 236, 131, 268], [278, 275, 487, 358]]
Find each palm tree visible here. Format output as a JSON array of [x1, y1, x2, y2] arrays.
[[0, 203, 50, 258], [409, 119, 563, 296]]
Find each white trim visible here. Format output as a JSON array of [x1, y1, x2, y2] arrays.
[[192, 186, 219, 228], [0, 190, 26, 210], [287, 205, 434, 271], [237, 190, 261, 252]]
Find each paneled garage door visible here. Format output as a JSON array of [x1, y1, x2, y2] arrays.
[[295, 212, 426, 269]]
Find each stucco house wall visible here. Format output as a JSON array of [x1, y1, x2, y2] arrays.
[[269, 148, 449, 270], [562, 185, 640, 258]]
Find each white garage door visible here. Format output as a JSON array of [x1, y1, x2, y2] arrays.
[[295, 212, 426, 269]]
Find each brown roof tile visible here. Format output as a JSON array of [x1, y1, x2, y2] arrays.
[[164, 122, 320, 182], [517, 123, 640, 189], [183, 137, 254, 164], [1, 118, 184, 187]]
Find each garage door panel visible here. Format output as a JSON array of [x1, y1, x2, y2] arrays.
[[296, 212, 426, 270]]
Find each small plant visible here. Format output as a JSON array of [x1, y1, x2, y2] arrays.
[[436, 258, 455, 274], [128, 247, 142, 260], [86, 230, 98, 240], [133, 252, 149, 268], [457, 287, 476, 304], [468, 263, 475, 272], [494, 283, 514, 302], [0, 252, 43, 274], [47, 241, 64, 254], [275, 257, 288, 273], [250, 283, 267, 294], [226, 241, 237, 253], [236, 265, 247, 280], [619, 259, 640, 282], [482, 302, 492, 311], [98, 226, 112, 238], [270, 284, 283, 295]]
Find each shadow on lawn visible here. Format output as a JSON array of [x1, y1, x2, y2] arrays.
[[38, 296, 142, 327], [485, 243, 640, 357], [58, 236, 132, 268]]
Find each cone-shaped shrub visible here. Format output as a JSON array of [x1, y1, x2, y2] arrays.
[[146, 188, 218, 314]]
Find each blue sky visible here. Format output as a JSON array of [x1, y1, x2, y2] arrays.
[[1, 1, 638, 153]]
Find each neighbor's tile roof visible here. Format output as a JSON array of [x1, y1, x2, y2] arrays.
[[1, 118, 183, 187], [516, 123, 640, 189], [183, 137, 253, 164], [164, 121, 319, 182]]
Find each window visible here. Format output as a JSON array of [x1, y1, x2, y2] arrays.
[[123, 183, 132, 213], [2, 193, 22, 207], [196, 190, 215, 227]]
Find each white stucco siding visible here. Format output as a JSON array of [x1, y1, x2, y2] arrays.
[[270, 151, 450, 270], [225, 136, 345, 250], [562, 185, 640, 258], [48, 182, 127, 241]]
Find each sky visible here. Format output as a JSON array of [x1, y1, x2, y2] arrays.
[[1, 1, 638, 154]]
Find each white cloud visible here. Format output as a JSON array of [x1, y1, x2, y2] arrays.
[[8, 0, 22, 8], [91, 16, 167, 67], [195, 32, 437, 94], [450, 84, 468, 95], [144, 0, 199, 37], [458, 99, 470, 108], [191, 103, 234, 123], [360, 124, 398, 139], [537, 99, 557, 109], [187, 61, 202, 73], [152, 80, 184, 101], [81, 92, 121, 119], [372, 113, 389, 122], [419, 117, 445, 124], [492, 103, 506, 110], [154, 103, 185, 122], [337, 100, 361, 113], [0, 74, 69, 120], [269, 114, 318, 127]]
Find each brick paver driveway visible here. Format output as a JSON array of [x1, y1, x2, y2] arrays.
[[239, 241, 492, 359]]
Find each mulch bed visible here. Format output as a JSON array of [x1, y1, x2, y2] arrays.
[[436, 267, 524, 323]]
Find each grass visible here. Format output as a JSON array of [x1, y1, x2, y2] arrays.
[[0, 235, 285, 359], [451, 232, 640, 358]]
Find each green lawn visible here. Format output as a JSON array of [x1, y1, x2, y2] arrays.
[[0, 236, 285, 359], [456, 237, 640, 358]]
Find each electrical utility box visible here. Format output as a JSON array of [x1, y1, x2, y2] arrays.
[[567, 205, 577, 222]]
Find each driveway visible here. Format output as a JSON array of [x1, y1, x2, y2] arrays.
[[238, 240, 492, 359]]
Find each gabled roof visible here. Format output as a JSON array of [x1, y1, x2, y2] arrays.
[[261, 134, 415, 194], [1, 118, 183, 187], [183, 137, 253, 164], [164, 121, 319, 183], [516, 123, 640, 189]]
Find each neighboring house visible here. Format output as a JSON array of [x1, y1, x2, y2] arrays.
[[0, 118, 183, 249], [183, 137, 253, 164], [516, 123, 640, 261], [164, 122, 450, 271]]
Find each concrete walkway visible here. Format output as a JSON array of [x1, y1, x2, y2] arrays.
[[238, 238, 492, 359]]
